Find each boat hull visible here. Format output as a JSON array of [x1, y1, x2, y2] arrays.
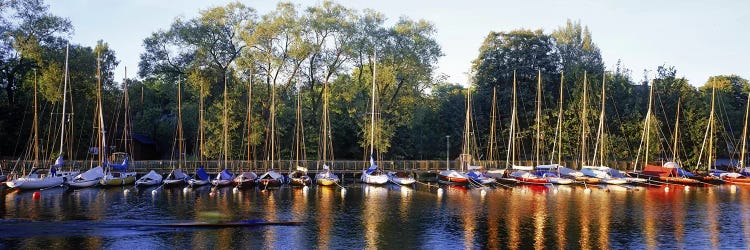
[[100, 173, 137, 186], [211, 179, 232, 186], [437, 175, 469, 186], [602, 178, 628, 185], [725, 176, 750, 185], [387, 171, 416, 185], [136, 180, 161, 186], [67, 179, 101, 188], [188, 179, 209, 187], [257, 179, 282, 188], [7, 177, 65, 190], [163, 179, 185, 187], [289, 177, 312, 186], [546, 177, 573, 185], [361, 172, 389, 185]]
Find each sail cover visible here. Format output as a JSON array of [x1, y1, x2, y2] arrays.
[[219, 169, 233, 180], [107, 157, 129, 171], [365, 154, 377, 174], [76, 166, 104, 180], [196, 166, 209, 180], [172, 169, 188, 180], [53, 155, 64, 167]]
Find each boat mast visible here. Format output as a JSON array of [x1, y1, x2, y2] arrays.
[[488, 86, 497, 166], [643, 80, 654, 171], [33, 70, 39, 168], [199, 81, 205, 164], [322, 70, 330, 165], [580, 71, 588, 168], [294, 70, 304, 167], [59, 44, 69, 159], [593, 73, 606, 166], [505, 70, 517, 168], [556, 73, 564, 164], [672, 98, 681, 162], [535, 70, 541, 167], [96, 53, 108, 166], [177, 77, 183, 169], [123, 67, 130, 156], [740, 92, 750, 169], [247, 68, 253, 164], [462, 76, 472, 171], [370, 51, 377, 160], [708, 84, 716, 171], [224, 74, 229, 169]]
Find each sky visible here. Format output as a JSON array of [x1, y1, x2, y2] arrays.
[[47, 0, 750, 87]]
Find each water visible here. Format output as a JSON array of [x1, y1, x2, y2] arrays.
[[1, 184, 749, 249]]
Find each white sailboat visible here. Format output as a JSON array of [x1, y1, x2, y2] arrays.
[[288, 73, 312, 186], [536, 72, 585, 180], [457, 76, 495, 186], [135, 170, 163, 186], [69, 53, 110, 188], [8, 44, 79, 190], [507, 71, 549, 185], [579, 73, 626, 185], [100, 67, 137, 186], [530, 70, 571, 185], [235, 74, 257, 188], [316, 76, 340, 186], [213, 75, 235, 187], [360, 53, 388, 185], [188, 81, 210, 187], [164, 77, 189, 187], [257, 69, 282, 189]]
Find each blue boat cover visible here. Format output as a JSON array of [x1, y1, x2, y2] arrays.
[[219, 169, 233, 180], [53, 155, 64, 167], [196, 166, 209, 180], [674, 167, 695, 177], [107, 157, 129, 171], [365, 154, 377, 175]]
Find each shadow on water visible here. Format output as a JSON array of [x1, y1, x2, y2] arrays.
[[1, 184, 750, 249]]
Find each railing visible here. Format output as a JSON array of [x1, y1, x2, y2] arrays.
[[0, 159, 637, 174]]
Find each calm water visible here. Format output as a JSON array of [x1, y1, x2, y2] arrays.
[[1, 183, 749, 249]]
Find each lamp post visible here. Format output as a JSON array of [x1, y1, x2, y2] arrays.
[[446, 135, 450, 170]]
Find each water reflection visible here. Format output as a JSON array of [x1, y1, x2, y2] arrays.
[[1, 185, 750, 249]]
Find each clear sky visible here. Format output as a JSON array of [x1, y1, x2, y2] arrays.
[[48, 0, 749, 87]]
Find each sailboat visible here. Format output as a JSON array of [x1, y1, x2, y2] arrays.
[[724, 91, 750, 184], [213, 75, 235, 187], [535, 72, 585, 180], [689, 84, 724, 184], [164, 77, 189, 187], [529, 70, 571, 185], [579, 73, 627, 185], [8, 44, 79, 190], [630, 80, 699, 185], [188, 80, 210, 187], [135, 170, 163, 186], [100, 66, 137, 187], [315, 74, 340, 186], [507, 71, 549, 185], [360, 53, 389, 185], [69, 54, 110, 188], [234, 74, 258, 188], [484, 87, 510, 180], [457, 76, 495, 186], [288, 74, 312, 187], [256, 70, 282, 189]]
